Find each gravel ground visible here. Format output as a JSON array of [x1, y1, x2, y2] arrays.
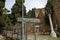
[[7, 34, 60, 40], [4, 31, 60, 40], [27, 34, 60, 40], [0, 35, 5, 40]]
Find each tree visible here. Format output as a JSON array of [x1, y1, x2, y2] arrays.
[[45, 0, 53, 25], [26, 8, 35, 18], [11, 0, 26, 25], [0, 0, 5, 16], [0, 0, 6, 33], [51, 0, 60, 35], [0, 8, 11, 28]]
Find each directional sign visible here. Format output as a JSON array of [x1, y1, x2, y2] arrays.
[[17, 17, 40, 23]]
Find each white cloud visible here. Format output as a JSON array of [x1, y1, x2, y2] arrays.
[[5, 0, 48, 12], [24, 0, 48, 12]]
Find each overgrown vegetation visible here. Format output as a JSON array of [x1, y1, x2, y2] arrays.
[[26, 8, 35, 18], [0, 0, 11, 33]]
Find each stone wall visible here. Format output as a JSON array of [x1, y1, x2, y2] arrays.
[[35, 9, 50, 34]]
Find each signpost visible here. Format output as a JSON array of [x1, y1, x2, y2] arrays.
[[17, 18, 40, 23], [20, 0, 40, 40], [17, 17, 40, 40]]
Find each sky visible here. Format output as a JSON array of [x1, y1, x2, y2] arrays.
[[5, 0, 48, 12], [5, 0, 15, 10], [24, 0, 48, 12]]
